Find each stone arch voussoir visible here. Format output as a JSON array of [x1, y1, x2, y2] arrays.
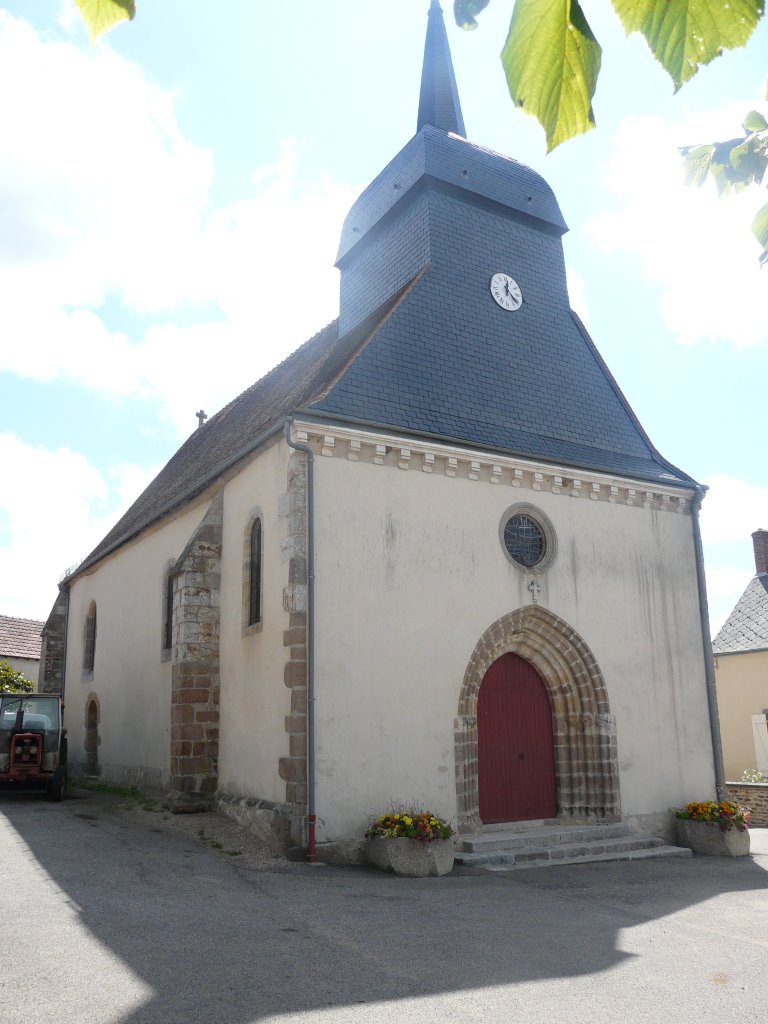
[[454, 606, 620, 835]]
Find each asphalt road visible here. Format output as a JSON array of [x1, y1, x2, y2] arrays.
[[1, 789, 767, 1024]]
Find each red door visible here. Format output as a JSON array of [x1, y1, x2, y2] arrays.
[[477, 653, 557, 824]]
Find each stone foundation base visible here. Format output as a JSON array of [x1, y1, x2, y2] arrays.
[[69, 761, 168, 791], [215, 792, 293, 854], [163, 790, 213, 814]]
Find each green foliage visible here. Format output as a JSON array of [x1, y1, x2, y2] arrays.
[[681, 101, 768, 263], [0, 660, 35, 694], [457, 1, 765, 149], [612, 0, 764, 92], [455, 0, 491, 30], [741, 768, 768, 782], [74, 0, 135, 44], [501, 0, 601, 152]]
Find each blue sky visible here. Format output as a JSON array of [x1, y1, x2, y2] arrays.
[[0, 0, 766, 633]]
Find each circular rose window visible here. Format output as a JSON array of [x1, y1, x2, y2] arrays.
[[499, 505, 556, 573]]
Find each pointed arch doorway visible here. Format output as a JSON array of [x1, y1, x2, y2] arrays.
[[477, 653, 557, 824], [454, 606, 621, 836]]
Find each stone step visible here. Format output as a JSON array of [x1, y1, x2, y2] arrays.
[[455, 836, 690, 870], [470, 844, 693, 872], [459, 823, 631, 853]]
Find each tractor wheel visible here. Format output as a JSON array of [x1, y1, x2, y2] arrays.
[[49, 765, 67, 802]]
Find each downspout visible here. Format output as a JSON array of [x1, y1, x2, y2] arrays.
[[284, 417, 316, 862], [61, 585, 69, 703], [691, 484, 726, 799]]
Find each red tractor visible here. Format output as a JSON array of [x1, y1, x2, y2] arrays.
[[0, 693, 67, 800]]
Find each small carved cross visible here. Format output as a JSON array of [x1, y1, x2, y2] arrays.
[[527, 579, 541, 604], [195, 409, 208, 429]]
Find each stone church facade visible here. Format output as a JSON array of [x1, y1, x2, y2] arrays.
[[43, 1, 719, 858]]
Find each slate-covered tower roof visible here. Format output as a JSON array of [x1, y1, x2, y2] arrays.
[[417, 0, 466, 136], [70, 1, 693, 578]]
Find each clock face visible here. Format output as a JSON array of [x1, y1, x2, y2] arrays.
[[490, 273, 523, 311]]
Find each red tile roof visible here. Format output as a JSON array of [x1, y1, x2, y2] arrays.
[[0, 615, 44, 660]]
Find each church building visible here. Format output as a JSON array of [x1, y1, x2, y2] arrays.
[[42, 1, 720, 860]]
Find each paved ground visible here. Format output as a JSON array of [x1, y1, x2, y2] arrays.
[[1, 788, 767, 1024]]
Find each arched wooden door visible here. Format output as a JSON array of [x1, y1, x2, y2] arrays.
[[477, 653, 557, 824]]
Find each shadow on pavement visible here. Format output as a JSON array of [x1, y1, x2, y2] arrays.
[[2, 790, 767, 1023]]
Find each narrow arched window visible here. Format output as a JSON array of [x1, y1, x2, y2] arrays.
[[83, 603, 97, 674], [163, 570, 175, 651], [248, 517, 262, 626]]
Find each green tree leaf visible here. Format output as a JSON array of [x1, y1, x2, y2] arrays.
[[680, 143, 715, 187], [454, 0, 491, 31], [501, 0, 602, 151], [753, 201, 768, 264], [611, 0, 764, 92], [75, 0, 135, 44], [728, 138, 768, 185], [743, 109, 768, 133]]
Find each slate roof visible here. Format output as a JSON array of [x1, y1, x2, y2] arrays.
[[712, 575, 768, 654], [0, 615, 44, 660], [72, 286, 416, 576], [417, 0, 466, 137], [71, 257, 690, 583], [307, 292, 690, 486], [337, 126, 567, 264]]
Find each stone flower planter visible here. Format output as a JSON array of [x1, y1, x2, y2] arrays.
[[366, 837, 455, 877], [675, 819, 750, 857]]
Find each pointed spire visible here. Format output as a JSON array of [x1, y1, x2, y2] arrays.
[[417, 0, 466, 137]]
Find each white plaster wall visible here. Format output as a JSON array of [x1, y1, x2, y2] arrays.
[[217, 439, 292, 804], [64, 501, 210, 786], [715, 650, 768, 779], [311, 455, 715, 842]]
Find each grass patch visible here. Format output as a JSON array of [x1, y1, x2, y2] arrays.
[[225, 850, 243, 857]]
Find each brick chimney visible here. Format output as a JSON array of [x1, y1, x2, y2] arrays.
[[753, 529, 768, 575]]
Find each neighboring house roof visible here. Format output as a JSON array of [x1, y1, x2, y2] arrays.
[[0, 615, 44, 661], [712, 574, 768, 655]]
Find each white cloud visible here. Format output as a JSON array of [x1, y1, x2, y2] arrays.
[[698, 473, 768, 636], [0, 433, 157, 619], [588, 104, 768, 349], [705, 564, 752, 637], [699, 474, 768, 545], [0, 15, 357, 435]]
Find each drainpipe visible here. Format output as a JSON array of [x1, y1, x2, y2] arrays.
[[284, 417, 316, 862], [61, 585, 69, 702], [691, 484, 726, 799]]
